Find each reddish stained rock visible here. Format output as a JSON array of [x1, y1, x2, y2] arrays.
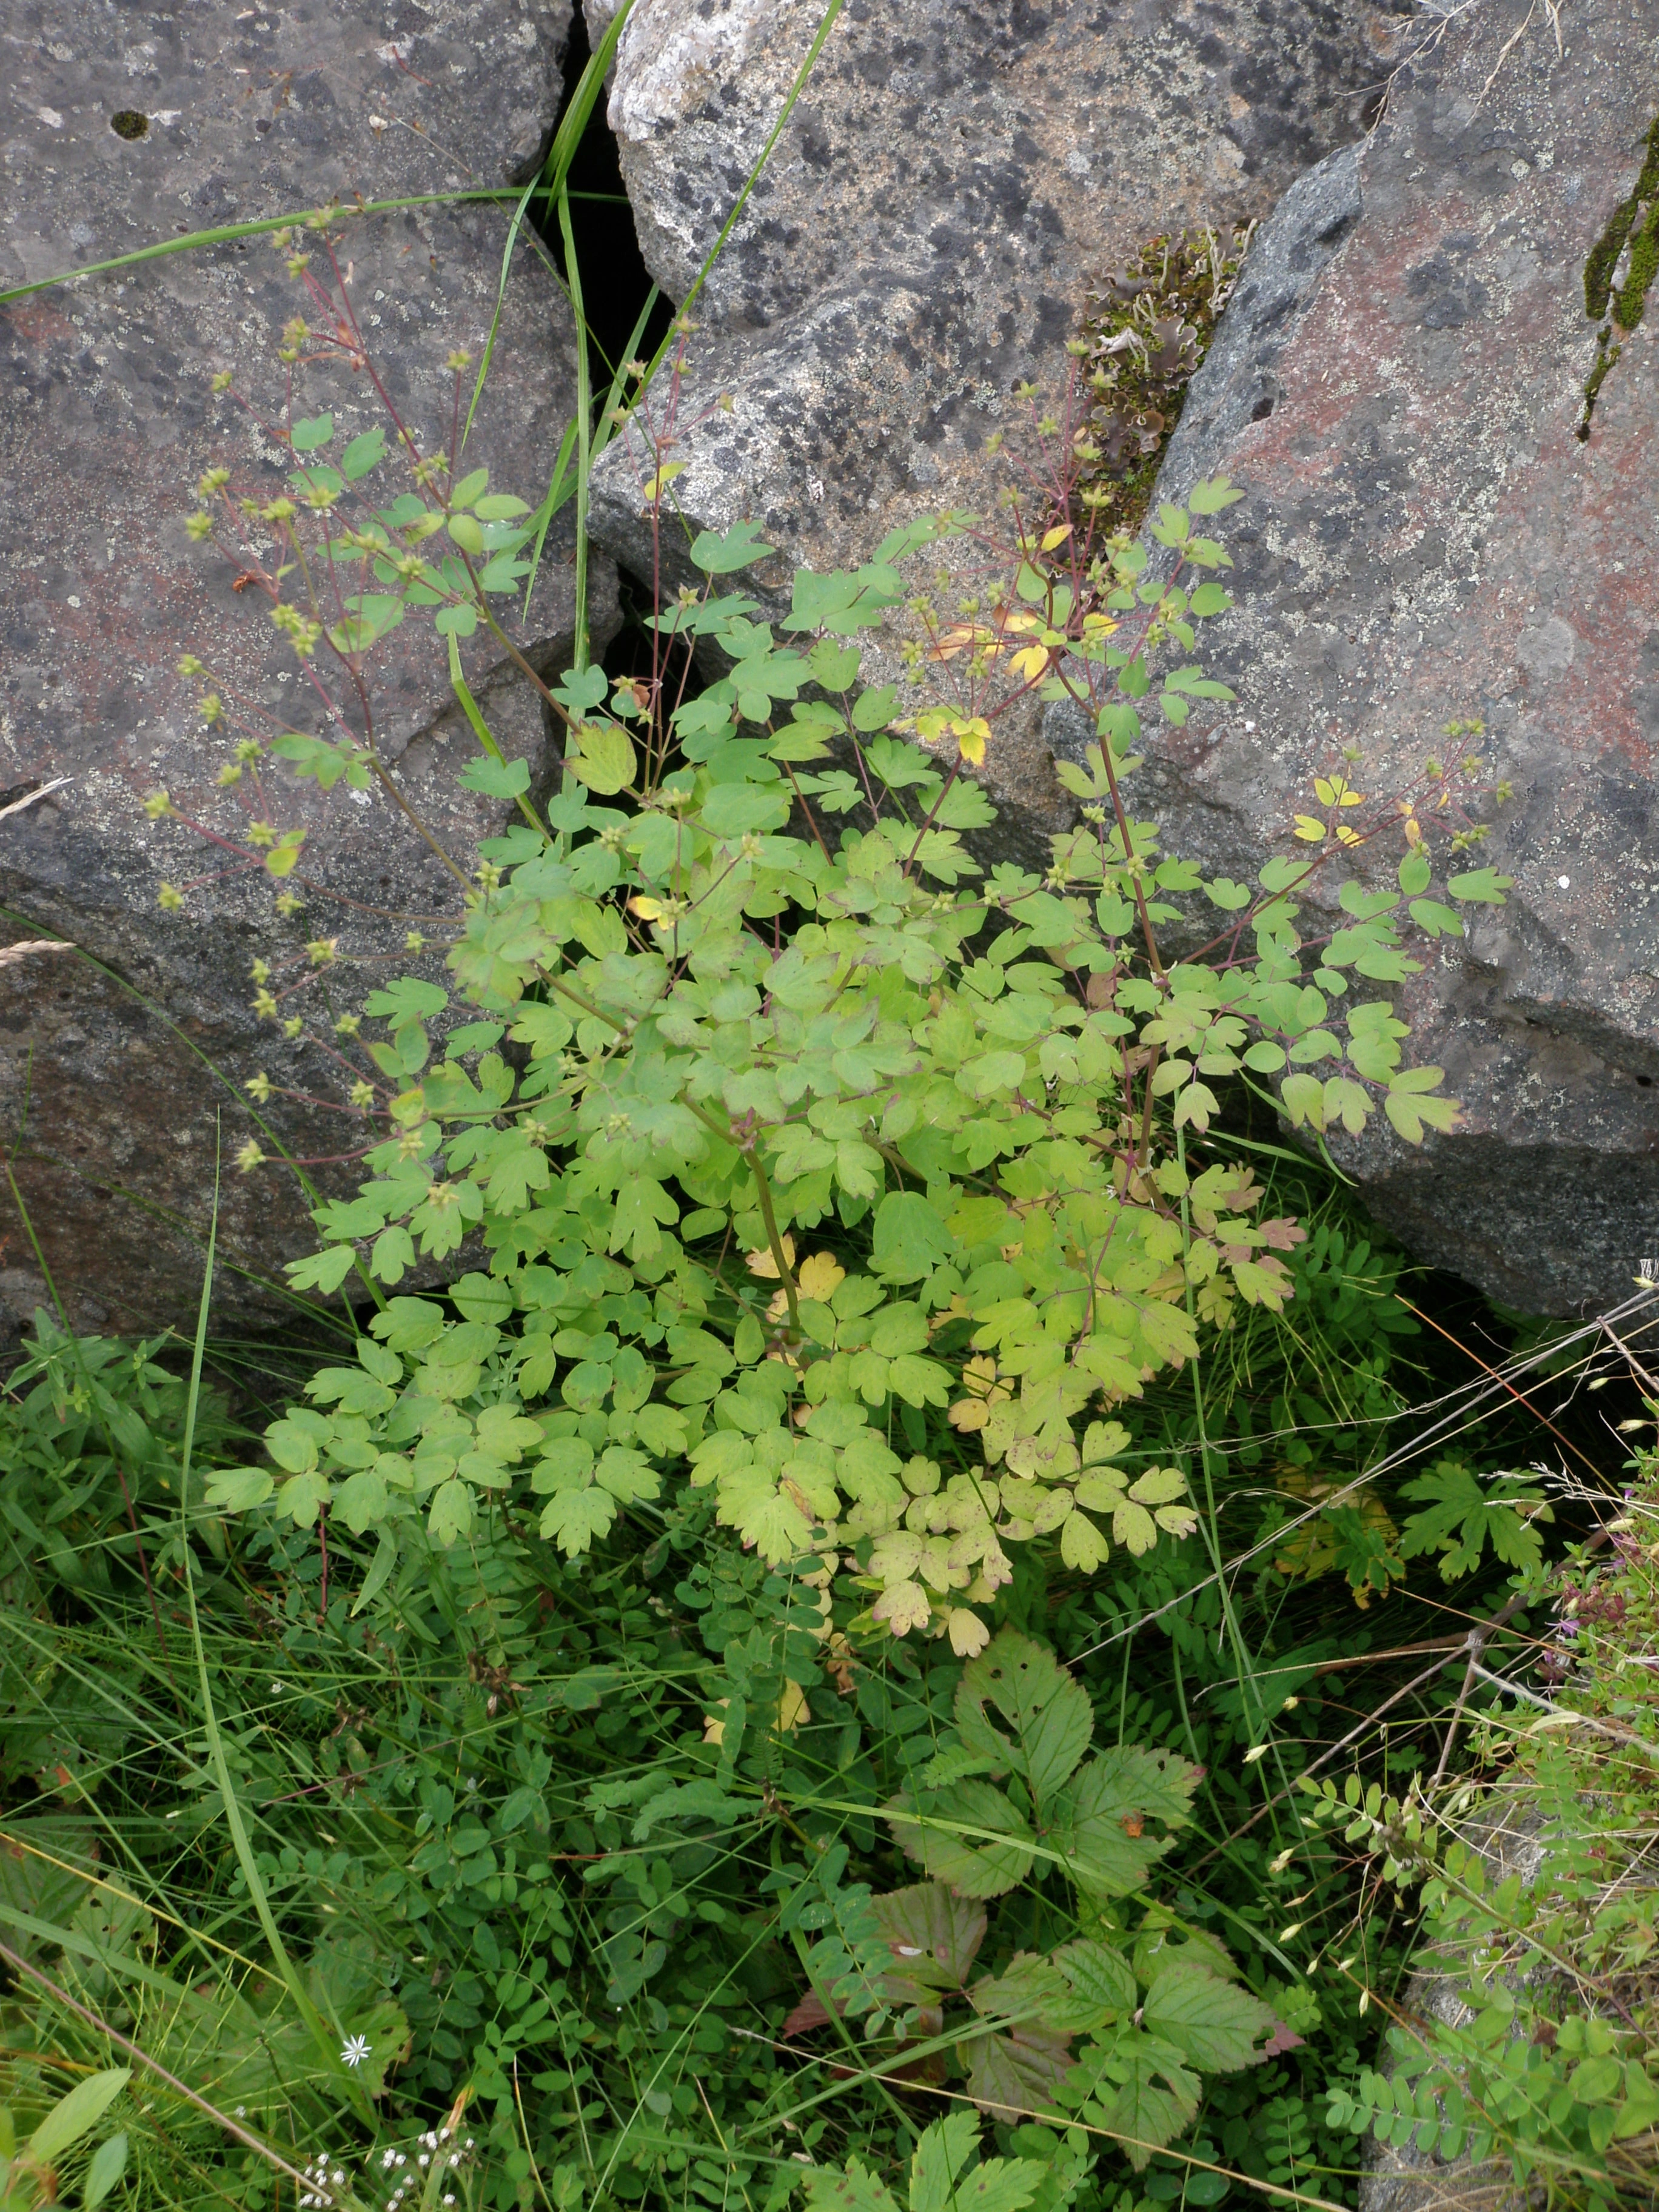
[[1045, 0, 1659, 1315], [0, 0, 613, 1338]]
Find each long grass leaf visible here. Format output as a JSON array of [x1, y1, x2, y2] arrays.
[[555, 185, 594, 675], [174, 1124, 374, 2123], [0, 192, 535, 307]]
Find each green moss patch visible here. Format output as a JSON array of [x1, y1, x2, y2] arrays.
[[1579, 111, 1659, 438]]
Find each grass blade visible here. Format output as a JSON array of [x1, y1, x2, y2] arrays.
[[0, 192, 535, 307], [175, 1120, 375, 2124]]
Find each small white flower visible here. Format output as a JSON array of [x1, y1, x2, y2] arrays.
[[341, 2034, 372, 2068]]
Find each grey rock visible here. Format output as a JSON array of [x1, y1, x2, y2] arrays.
[[1057, 0, 1659, 1316], [588, 0, 1411, 830], [1156, 142, 1365, 498], [0, 0, 616, 1336]]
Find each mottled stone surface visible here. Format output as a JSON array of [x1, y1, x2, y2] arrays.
[[0, 0, 614, 1339], [588, 0, 1410, 840], [1051, 0, 1659, 1316]]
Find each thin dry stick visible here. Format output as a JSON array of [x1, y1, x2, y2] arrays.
[[1398, 1296, 1607, 1481], [1430, 1624, 1486, 1788], [0, 777, 72, 821], [1071, 1290, 1659, 1669], [1196, 1507, 1629, 1872], [1187, 1646, 1487, 1876], [1601, 1314, 1659, 1401]]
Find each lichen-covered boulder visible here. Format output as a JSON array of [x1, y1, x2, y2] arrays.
[[0, 0, 613, 1337], [1050, 0, 1659, 1316], [587, 0, 1410, 800]]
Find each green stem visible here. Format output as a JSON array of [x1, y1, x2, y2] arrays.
[[556, 184, 593, 679], [682, 1099, 800, 1333], [175, 1127, 375, 2125]]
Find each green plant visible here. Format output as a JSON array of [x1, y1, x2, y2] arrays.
[[0, 2068, 129, 2211], [1305, 1441, 1659, 2205], [1070, 226, 1256, 539], [1580, 110, 1659, 438], [5, 232, 1579, 2212], [156, 259, 1511, 1671], [799, 2108, 1086, 2211]]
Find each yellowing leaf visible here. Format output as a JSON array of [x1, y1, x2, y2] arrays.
[[746, 1235, 797, 1279], [569, 722, 636, 794], [1060, 1510, 1110, 1572], [873, 1579, 933, 1635], [1009, 644, 1052, 682], [1081, 1419, 1131, 1466], [1128, 1467, 1188, 1506], [776, 1680, 810, 1732], [1112, 1498, 1159, 1554], [1040, 523, 1073, 552], [948, 1607, 991, 1657], [1313, 776, 1364, 808], [956, 717, 991, 766], [1074, 1469, 1127, 1512], [1292, 815, 1327, 843], [798, 1251, 846, 1301]]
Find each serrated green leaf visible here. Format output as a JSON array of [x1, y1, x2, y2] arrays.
[[1141, 1963, 1276, 2071], [1050, 1748, 1200, 1897], [886, 1778, 1037, 1898], [955, 1631, 1093, 1814], [803, 2158, 899, 2212]]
